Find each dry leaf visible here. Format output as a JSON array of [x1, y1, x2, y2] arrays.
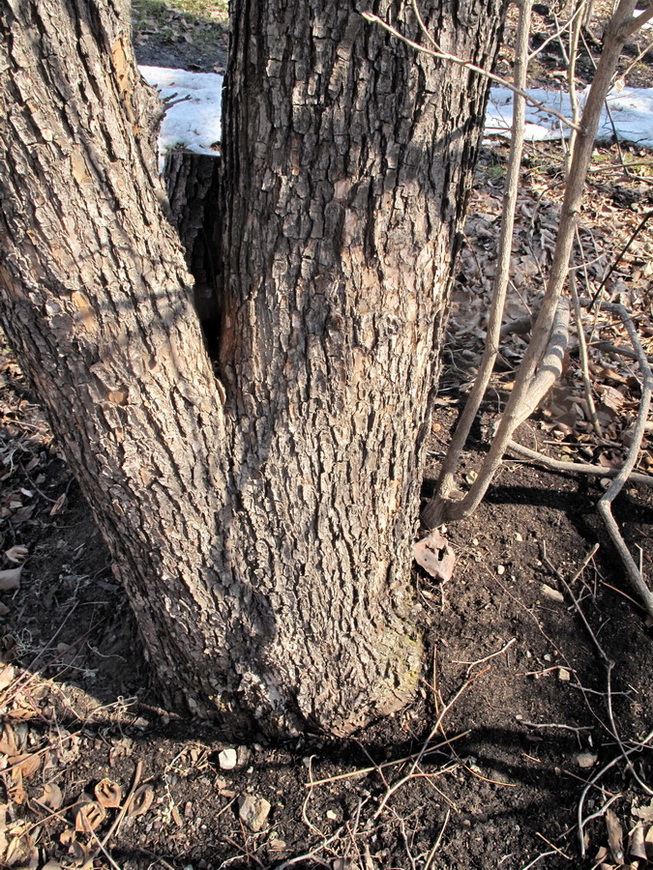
[[3, 547, 27, 565], [413, 530, 456, 583], [541, 583, 564, 603], [128, 784, 154, 817], [4, 832, 34, 867], [11, 752, 41, 779], [74, 800, 105, 833], [41, 861, 64, 870], [575, 751, 598, 769], [49, 494, 67, 517], [7, 769, 26, 806], [0, 724, 18, 756], [58, 829, 76, 846], [632, 800, 653, 822], [0, 568, 21, 591], [66, 838, 92, 867], [646, 825, 653, 859], [39, 783, 63, 811], [94, 778, 122, 809], [0, 665, 15, 692], [629, 820, 647, 860], [7, 696, 38, 720], [605, 808, 624, 863]]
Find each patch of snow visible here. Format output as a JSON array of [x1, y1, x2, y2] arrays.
[[139, 66, 653, 156], [485, 84, 653, 147], [139, 66, 223, 156]]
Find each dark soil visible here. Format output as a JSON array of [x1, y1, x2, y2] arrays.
[[0, 7, 651, 870]]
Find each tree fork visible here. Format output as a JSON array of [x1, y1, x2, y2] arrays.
[[1, 0, 506, 735]]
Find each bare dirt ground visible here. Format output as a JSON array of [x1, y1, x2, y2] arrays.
[[0, 7, 652, 870]]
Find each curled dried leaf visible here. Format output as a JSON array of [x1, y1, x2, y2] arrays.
[[74, 801, 105, 833], [58, 828, 76, 846], [49, 494, 67, 517], [94, 778, 121, 809], [4, 831, 34, 867], [3, 547, 27, 565], [66, 838, 91, 867], [0, 665, 15, 692], [413, 530, 456, 583], [629, 820, 647, 860], [8, 770, 26, 806], [127, 784, 154, 818]]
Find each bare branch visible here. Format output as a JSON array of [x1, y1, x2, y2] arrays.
[[622, 3, 653, 35], [360, 10, 580, 131], [424, 0, 641, 527], [592, 301, 653, 619], [429, 0, 533, 505]]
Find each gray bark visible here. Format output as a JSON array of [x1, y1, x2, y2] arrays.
[[0, 0, 504, 735]]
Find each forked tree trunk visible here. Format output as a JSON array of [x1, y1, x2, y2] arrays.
[[0, 0, 504, 735]]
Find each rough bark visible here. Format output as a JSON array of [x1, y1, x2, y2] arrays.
[[0, 0, 505, 735]]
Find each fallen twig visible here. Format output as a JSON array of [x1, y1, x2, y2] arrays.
[[507, 440, 653, 486], [423, 808, 450, 870], [306, 730, 471, 788], [373, 668, 490, 819], [452, 637, 516, 675]]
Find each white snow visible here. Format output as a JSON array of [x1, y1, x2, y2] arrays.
[[139, 65, 653, 155], [486, 85, 653, 146], [140, 66, 223, 156]]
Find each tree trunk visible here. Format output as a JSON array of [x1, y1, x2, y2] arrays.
[[0, 0, 504, 735]]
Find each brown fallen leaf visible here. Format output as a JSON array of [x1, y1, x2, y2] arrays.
[[605, 808, 624, 864], [3, 547, 27, 565], [128, 784, 154, 817], [632, 800, 653, 822], [94, 778, 122, 809], [7, 769, 26, 806], [49, 493, 67, 517], [74, 800, 106, 833], [0, 724, 18, 756], [11, 752, 41, 779], [4, 831, 35, 868], [646, 824, 653, 859], [39, 783, 64, 811], [59, 828, 75, 846], [0, 665, 15, 692], [413, 530, 456, 583], [629, 820, 647, 861], [66, 838, 92, 867]]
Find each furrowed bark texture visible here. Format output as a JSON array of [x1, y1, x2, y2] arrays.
[[1, 0, 504, 735], [218, 0, 505, 732], [0, 0, 232, 713]]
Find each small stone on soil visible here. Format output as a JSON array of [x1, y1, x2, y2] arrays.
[[238, 794, 271, 832], [218, 747, 237, 770], [541, 583, 564, 603], [575, 751, 598, 768]]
